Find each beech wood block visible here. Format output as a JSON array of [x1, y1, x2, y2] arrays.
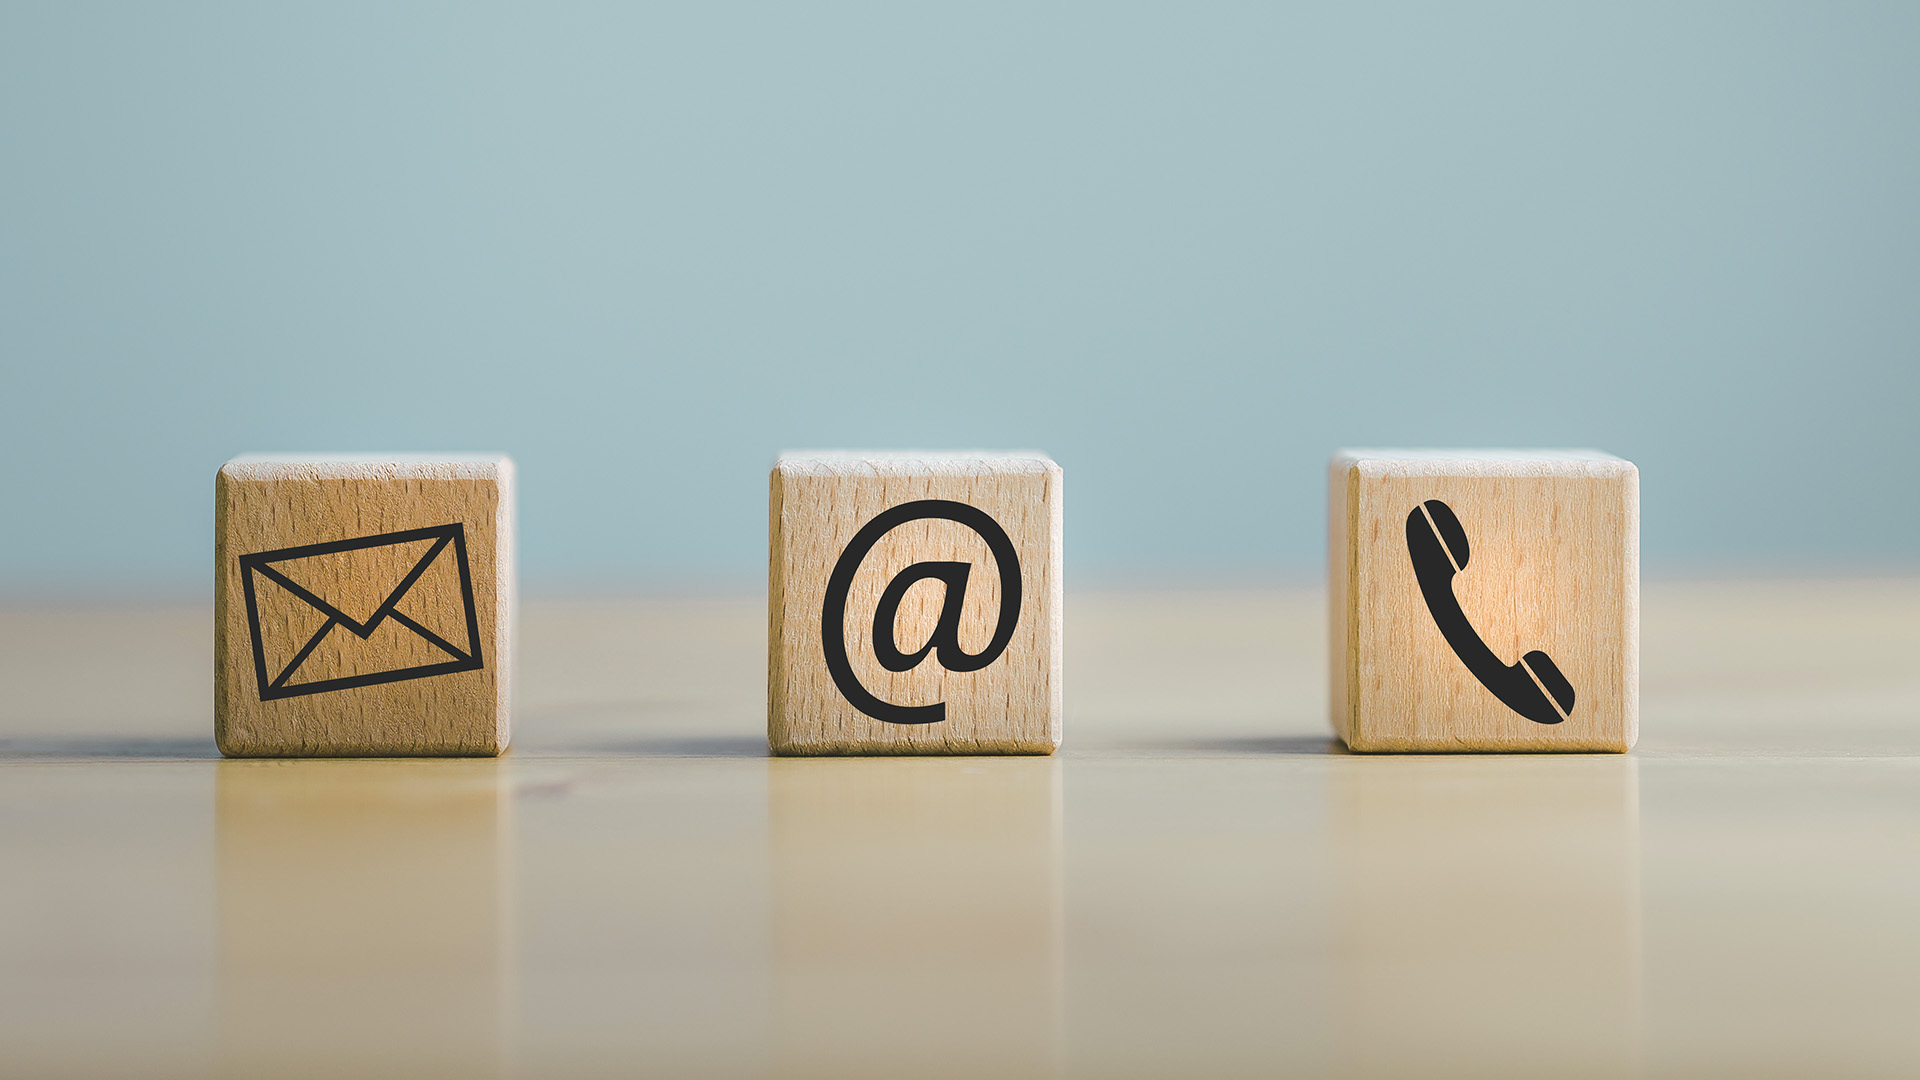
[[214, 454, 515, 757], [1329, 449, 1638, 752], [768, 451, 1063, 755]]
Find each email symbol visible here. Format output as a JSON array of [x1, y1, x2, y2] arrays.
[[239, 523, 485, 701]]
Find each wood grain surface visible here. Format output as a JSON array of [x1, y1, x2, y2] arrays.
[[768, 452, 1062, 755], [1330, 449, 1638, 751], [214, 455, 514, 757]]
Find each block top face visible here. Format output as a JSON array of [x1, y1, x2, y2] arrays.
[[1333, 448, 1635, 479], [221, 453, 512, 483], [214, 452, 514, 758], [769, 451, 1063, 755], [776, 450, 1057, 478]]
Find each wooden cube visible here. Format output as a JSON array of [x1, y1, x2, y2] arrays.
[[1329, 449, 1638, 752], [214, 454, 514, 757], [769, 452, 1062, 755]]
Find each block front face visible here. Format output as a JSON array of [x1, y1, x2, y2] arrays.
[[770, 453, 1062, 755], [1331, 451, 1638, 752], [215, 455, 515, 757]]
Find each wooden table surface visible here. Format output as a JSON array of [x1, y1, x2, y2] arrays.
[[2, 580, 1917, 1079]]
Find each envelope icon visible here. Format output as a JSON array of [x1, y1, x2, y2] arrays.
[[239, 523, 485, 701]]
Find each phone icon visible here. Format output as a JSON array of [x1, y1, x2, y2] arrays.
[[1405, 499, 1575, 725]]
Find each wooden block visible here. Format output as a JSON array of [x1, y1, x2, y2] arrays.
[[214, 454, 514, 757], [768, 451, 1062, 755], [1329, 449, 1638, 752]]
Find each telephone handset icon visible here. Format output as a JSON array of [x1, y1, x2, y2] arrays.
[[1405, 500, 1575, 726]]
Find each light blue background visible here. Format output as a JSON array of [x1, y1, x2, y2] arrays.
[[3, 3, 1916, 596]]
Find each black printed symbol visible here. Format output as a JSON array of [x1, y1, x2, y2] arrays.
[[1406, 500, 1575, 725], [240, 523, 484, 701], [821, 500, 1021, 725]]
